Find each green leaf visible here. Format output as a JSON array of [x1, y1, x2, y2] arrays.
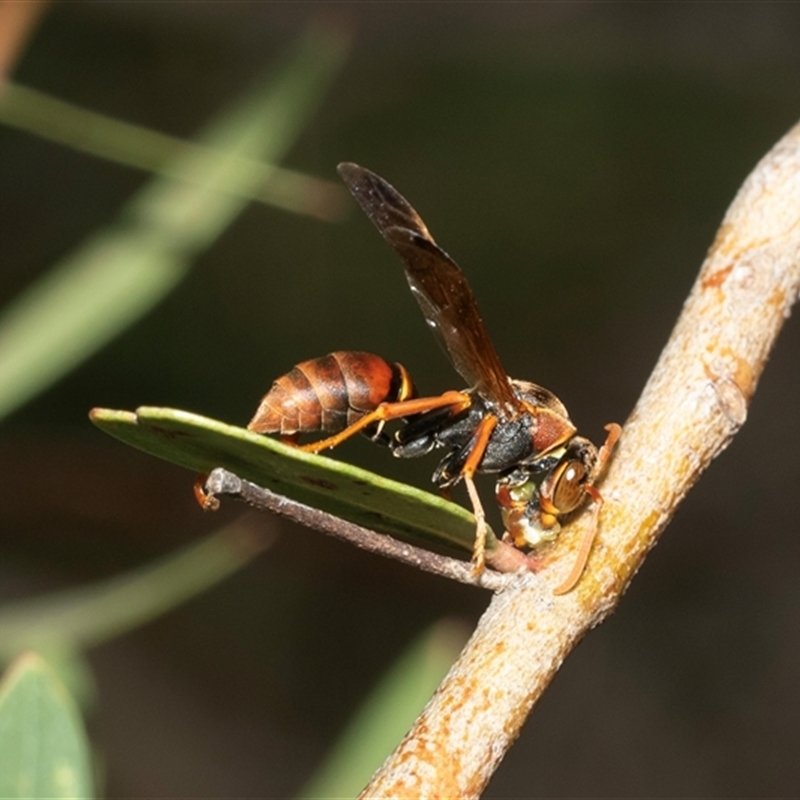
[[12, 646, 98, 720], [0, 22, 350, 421], [89, 406, 498, 554], [0, 653, 93, 799], [297, 619, 470, 800]]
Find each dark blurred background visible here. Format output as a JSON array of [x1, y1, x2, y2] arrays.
[[2, 3, 800, 796]]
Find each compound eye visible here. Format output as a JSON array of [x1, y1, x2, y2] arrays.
[[551, 460, 587, 514]]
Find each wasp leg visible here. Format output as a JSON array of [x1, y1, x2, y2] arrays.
[[552, 423, 621, 595], [193, 474, 220, 511], [299, 391, 470, 453], [459, 414, 498, 574]]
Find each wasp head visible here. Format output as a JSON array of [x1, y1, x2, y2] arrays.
[[495, 436, 600, 550]]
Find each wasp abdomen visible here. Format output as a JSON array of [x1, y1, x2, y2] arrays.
[[248, 351, 414, 436]]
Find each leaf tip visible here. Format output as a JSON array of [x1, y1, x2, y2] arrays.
[[88, 407, 138, 424]]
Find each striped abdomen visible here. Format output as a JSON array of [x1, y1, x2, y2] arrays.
[[247, 351, 415, 436]]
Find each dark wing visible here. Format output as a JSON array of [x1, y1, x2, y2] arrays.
[[337, 162, 519, 415]]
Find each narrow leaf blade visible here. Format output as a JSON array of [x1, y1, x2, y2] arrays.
[[89, 406, 495, 553]]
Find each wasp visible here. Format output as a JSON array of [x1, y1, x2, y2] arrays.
[[248, 163, 620, 592]]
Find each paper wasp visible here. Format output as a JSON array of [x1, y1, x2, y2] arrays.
[[248, 163, 620, 592]]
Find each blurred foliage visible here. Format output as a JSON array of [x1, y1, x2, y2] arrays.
[[0, 653, 94, 799], [0, 82, 347, 221], [0, 22, 349, 421], [298, 619, 469, 799], [0, 523, 271, 673]]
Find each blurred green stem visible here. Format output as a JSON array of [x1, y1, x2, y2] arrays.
[[0, 521, 273, 658], [0, 82, 347, 221], [297, 619, 469, 800]]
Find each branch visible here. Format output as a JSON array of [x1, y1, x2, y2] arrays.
[[358, 122, 800, 798], [202, 468, 515, 592]]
